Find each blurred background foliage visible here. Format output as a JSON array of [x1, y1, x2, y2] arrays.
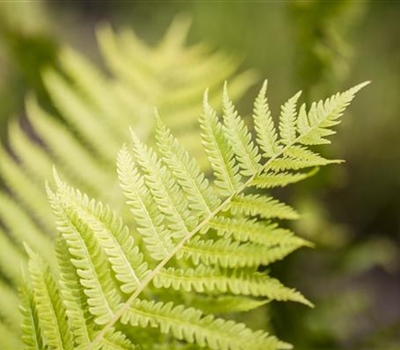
[[0, 0, 399, 349]]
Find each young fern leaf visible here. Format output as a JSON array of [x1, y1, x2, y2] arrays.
[[155, 114, 221, 217], [129, 130, 196, 239], [20, 280, 43, 350], [47, 183, 122, 326], [297, 82, 370, 145], [200, 91, 242, 196], [229, 194, 299, 220], [253, 80, 281, 158], [120, 299, 290, 350], [25, 245, 74, 350], [222, 83, 261, 176], [52, 171, 149, 295], [279, 91, 302, 145], [250, 168, 318, 189], [209, 217, 311, 247], [117, 145, 175, 261], [153, 266, 312, 307]]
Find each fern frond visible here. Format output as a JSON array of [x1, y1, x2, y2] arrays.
[[120, 299, 288, 350], [253, 80, 281, 158], [279, 91, 302, 144], [47, 185, 122, 325], [180, 237, 301, 268], [20, 278, 44, 350], [208, 217, 311, 247], [200, 92, 242, 196], [297, 82, 370, 145], [222, 83, 261, 176], [117, 146, 174, 260], [250, 168, 318, 189], [129, 130, 196, 239], [155, 115, 220, 217], [53, 175, 149, 294], [229, 194, 300, 220], [56, 236, 95, 349], [154, 266, 311, 306], [26, 245, 74, 350]]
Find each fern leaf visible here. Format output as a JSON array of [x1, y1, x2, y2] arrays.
[[229, 194, 299, 220], [250, 168, 318, 189], [121, 299, 288, 350], [180, 237, 301, 268], [154, 266, 311, 306], [56, 236, 95, 349], [129, 130, 196, 238], [297, 82, 370, 145], [279, 91, 302, 144], [26, 246, 74, 350], [53, 176, 149, 294], [155, 115, 220, 217], [222, 83, 261, 176], [253, 80, 281, 157], [269, 146, 341, 172], [200, 91, 242, 196], [20, 278, 44, 350], [47, 185, 121, 325], [209, 217, 311, 247], [117, 146, 174, 260]]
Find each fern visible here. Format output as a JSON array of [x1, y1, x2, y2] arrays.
[[18, 80, 367, 349], [0, 17, 254, 348]]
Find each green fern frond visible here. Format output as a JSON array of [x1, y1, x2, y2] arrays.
[[279, 91, 302, 145], [154, 265, 311, 306], [47, 184, 122, 326], [25, 245, 74, 350], [20, 278, 44, 350], [222, 83, 261, 176], [155, 115, 221, 217], [120, 299, 289, 350], [229, 194, 300, 220], [200, 92, 242, 196], [129, 130, 196, 239], [117, 145, 175, 260], [209, 217, 310, 247], [297, 82, 370, 145], [253, 80, 281, 157], [250, 168, 318, 189]]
